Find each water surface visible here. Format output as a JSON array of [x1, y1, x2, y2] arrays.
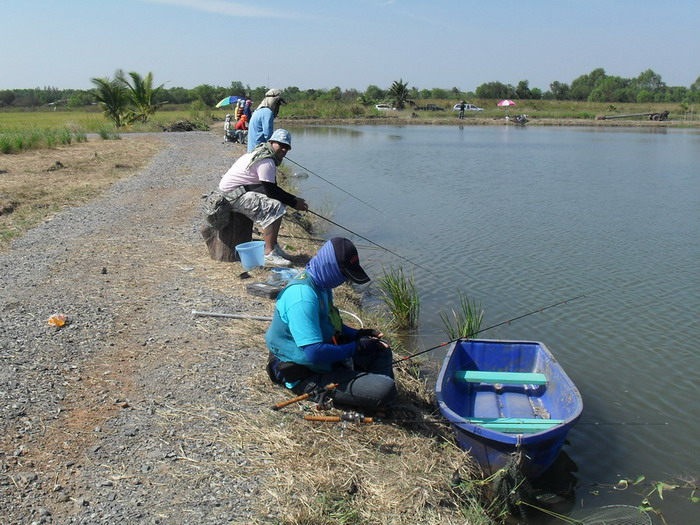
[[287, 124, 699, 524]]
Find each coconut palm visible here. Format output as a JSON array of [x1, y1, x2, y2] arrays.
[[387, 79, 412, 110], [90, 76, 131, 128], [119, 71, 165, 123]]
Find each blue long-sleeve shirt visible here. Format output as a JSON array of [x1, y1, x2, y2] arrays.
[[247, 107, 274, 152]]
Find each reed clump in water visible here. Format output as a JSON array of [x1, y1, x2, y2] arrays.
[[376, 266, 420, 330], [440, 292, 484, 339]]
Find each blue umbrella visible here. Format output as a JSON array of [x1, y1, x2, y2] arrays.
[[215, 96, 242, 108]]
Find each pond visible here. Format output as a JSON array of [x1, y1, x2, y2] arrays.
[[285, 124, 699, 524]]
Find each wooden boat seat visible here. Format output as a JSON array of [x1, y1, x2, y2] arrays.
[[464, 417, 564, 433], [454, 370, 548, 385]]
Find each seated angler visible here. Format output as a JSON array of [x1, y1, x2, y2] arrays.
[[217, 129, 308, 267], [266, 237, 397, 411]]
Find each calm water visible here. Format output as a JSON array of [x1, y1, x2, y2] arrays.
[[286, 124, 699, 524]]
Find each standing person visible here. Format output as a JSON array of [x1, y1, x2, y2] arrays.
[[266, 237, 397, 411], [217, 129, 307, 267], [247, 88, 286, 152], [243, 99, 252, 121], [458, 100, 466, 120], [235, 99, 244, 121]]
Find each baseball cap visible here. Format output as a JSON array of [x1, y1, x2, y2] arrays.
[[269, 129, 292, 149], [331, 237, 370, 284]]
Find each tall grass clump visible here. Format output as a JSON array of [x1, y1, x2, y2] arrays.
[[440, 292, 484, 339], [97, 126, 121, 140], [376, 266, 420, 330], [0, 127, 88, 154]]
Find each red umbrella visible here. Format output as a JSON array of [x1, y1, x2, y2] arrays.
[[497, 99, 516, 118]]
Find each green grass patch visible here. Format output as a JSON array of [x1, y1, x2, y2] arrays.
[[0, 127, 88, 154]]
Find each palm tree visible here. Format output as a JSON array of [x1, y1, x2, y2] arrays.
[[387, 79, 412, 110], [90, 76, 131, 127], [119, 71, 165, 123]]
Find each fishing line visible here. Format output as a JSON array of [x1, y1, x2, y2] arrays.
[[286, 157, 385, 215], [278, 232, 382, 251], [392, 293, 587, 365], [272, 293, 587, 411], [307, 209, 440, 278]]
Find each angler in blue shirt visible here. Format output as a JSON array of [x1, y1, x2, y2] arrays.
[[266, 238, 396, 410]]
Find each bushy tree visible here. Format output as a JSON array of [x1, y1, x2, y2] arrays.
[[364, 85, 385, 102], [0, 90, 16, 106], [515, 80, 532, 100], [67, 91, 94, 108], [430, 88, 450, 99], [228, 81, 246, 96], [475, 81, 515, 99], [193, 84, 218, 106], [633, 69, 665, 93], [570, 68, 606, 100], [691, 75, 700, 92], [549, 81, 570, 100]]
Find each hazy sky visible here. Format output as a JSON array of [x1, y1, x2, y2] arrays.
[[3, 0, 698, 92]]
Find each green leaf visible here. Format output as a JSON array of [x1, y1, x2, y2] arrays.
[[633, 475, 646, 485], [614, 479, 629, 490]]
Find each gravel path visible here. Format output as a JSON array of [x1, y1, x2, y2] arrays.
[[1, 132, 276, 524]]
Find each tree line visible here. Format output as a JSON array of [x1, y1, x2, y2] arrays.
[[2, 67, 698, 118], [2, 68, 699, 110]]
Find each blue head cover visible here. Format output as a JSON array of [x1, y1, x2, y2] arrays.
[[305, 239, 347, 289]]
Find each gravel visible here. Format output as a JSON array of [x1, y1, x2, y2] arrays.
[[0, 132, 276, 524]]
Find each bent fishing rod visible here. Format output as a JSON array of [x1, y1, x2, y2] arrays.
[[286, 157, 385, 215], [306, 209, 440, 278]]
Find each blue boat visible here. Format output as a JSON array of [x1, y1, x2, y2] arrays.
[[435, 339, 583, 478]]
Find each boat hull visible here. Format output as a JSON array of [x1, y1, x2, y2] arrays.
[[435, 339, 582, 478]]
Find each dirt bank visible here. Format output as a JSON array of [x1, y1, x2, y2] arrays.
[[0, 133, 281, 523]]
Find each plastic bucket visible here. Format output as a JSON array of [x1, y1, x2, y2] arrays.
[[235, 241, 265, 270]]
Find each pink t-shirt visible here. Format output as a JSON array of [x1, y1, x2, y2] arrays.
[[218, 152, 277, 192]]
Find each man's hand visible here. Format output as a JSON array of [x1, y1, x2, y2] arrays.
[[355, 328, 382, 340], [355, 336, 389, 357], [294, 197, 309, 212]]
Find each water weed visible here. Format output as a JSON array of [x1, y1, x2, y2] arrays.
[[440, 292, 484, 339], [376, 266, 420, 330]]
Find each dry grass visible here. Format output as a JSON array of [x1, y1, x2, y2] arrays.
[[211, 367, 493, 525], [0, 136, 163, 248]]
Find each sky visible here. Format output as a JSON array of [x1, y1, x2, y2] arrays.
[[3, 0, 699, 93]]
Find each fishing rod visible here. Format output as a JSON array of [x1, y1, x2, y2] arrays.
[[392, 293, 587, 366], [286, 157, 385, 215], [271, 294, 586, 411], [306, 209, 440, 278]]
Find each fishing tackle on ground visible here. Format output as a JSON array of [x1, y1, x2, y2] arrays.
[[303, 411, 374, 424]]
